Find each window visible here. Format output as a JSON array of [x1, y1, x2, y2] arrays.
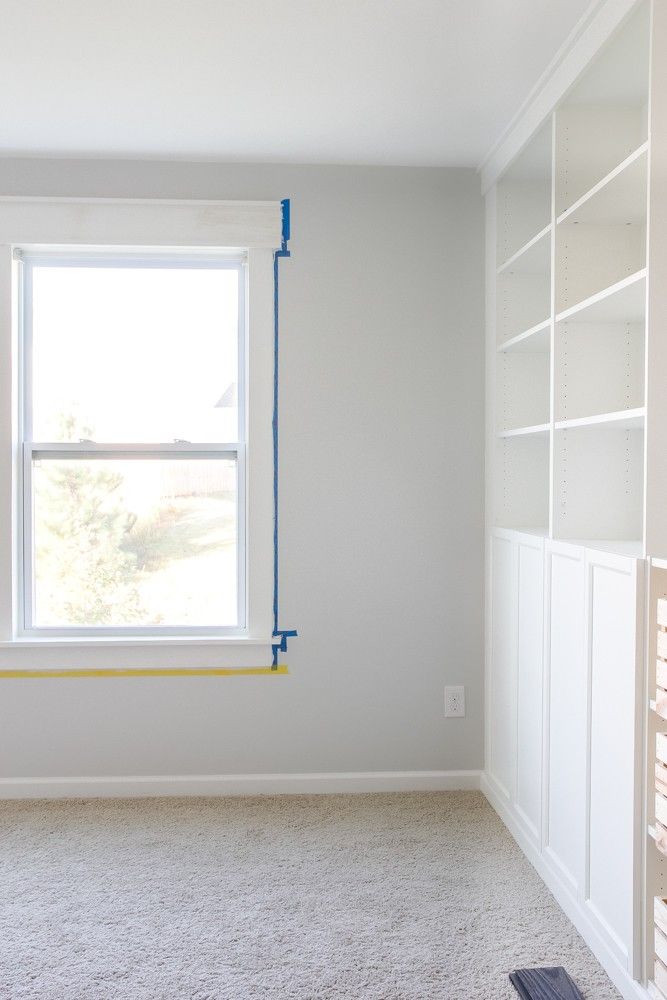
[[0, 196, 280, 665], [19, 252, 247, 635]]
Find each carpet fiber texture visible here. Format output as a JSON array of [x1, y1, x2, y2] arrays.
[[0, 791, 620, 999]]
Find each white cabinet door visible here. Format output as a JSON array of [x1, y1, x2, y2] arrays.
[[545, 542, 586, 896], [489, 529, 544, 833], [586, 550, 641, 975], [489, 533, 517, 802], [515, 536, 544, 844]]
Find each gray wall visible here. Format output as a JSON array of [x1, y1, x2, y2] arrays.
[[0, 160, 484, 778]]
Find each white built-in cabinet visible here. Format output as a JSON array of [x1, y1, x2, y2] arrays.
[[483, 3, 666, 997], [487, 532, 642, 980]]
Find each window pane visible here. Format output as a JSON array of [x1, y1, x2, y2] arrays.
[[31, 264, 240, 443], [32, 458, 238, 628]]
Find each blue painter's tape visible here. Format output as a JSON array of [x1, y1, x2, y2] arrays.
[[272, 629, 298, 657], [272, 199, 297, 669], [281, 197, 291, 245]]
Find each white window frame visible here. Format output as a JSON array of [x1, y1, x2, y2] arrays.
[[0, 198, 280, 668], [19, 250, 248, 637]]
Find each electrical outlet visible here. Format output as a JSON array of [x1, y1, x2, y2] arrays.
[[444, 685, 465, 718]]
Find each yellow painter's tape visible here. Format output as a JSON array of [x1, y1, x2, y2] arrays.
[[0, 665, 289, 679]]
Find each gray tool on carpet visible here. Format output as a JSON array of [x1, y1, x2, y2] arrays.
[[509, 967, 585, 1000]]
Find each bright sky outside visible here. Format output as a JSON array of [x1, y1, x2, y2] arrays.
[[31, 264, 240, 443]]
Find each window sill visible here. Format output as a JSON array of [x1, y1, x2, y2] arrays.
[[0, 635, 276, 673], [0, 636, 271, 649]]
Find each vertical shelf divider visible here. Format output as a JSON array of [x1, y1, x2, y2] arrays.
[[549, 110, 557, 542]]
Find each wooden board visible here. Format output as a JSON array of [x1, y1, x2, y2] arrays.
[[658, 732, 667, 767], [658, 659, 667, 691], [656, 793, 667, 829], [658, 598, 667, 629], [656, 959, 667, 1000], [657, 927, 667, 968], [657, 688, 667, 721], [655, 898, 667, 939], [657, 763, 667, 799], [655, 825, 667, 858], [658, 629, 667, 661]]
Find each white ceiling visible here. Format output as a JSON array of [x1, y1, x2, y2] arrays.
[[0, 0, 594, 167]]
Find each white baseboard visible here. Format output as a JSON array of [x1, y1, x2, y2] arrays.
[[481, 772, 650, 1000], [0, 769, 482, 800]]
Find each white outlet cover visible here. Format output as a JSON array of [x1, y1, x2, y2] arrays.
[[444, 685, 465, 718]]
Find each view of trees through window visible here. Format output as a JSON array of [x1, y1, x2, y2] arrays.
[[32, 425, 238, 627]]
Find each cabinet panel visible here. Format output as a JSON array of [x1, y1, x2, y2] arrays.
[[489, 534, 517, 800], [546, 544, 586, 894], [516, 538, 544, 840], [587, 553, 640, 971]]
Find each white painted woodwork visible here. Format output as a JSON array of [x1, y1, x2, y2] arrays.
[[496, 270, 551, 346], [644, 0, 667, 559], [487, 529, 545, 844], [496, 123, 552, 265], [515, 536, 545, 841], [557, 145, 647, 226], [497, 351, 550, 431], [556, 270, 646, 324], [494, 435, 550, 532], [658, 632, 667, 661], [656, 795, 667, 829], [489, 533, 517, 800], [0, 197, 285, 250], [656, 897, 667, 938], [554, 319, 645, 421], [484, 4, 663, 996], [497, 183, 551, 267], [496, 231, 551, 345], [553, 425, 644, 542], [655, 959, 667, 999], [489, 1, 655, 557], [646, 565, 667, 991], [555, 107, 648, 216], [656, 927, 667, 969], [480, 0, 646, 191], [545, 542, 587, 895], [0, 202, 279, 666], [488, 533, 643, 977], [555, 223, 646, 315], [586, 550, 641, 972], [554, 1, 649, 213]]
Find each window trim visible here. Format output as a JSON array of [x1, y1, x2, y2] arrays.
[[0, 197, 279, 666]]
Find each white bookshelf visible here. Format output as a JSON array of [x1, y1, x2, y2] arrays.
[[484, 6, 667, 997], [496, 228, 551, 347], [554, 1, 649, 216], [496, 121, 552, 267], [493, 433, 549, 534], [553, 422, 644, 541], [555, 147, 647, 316], [493, 0, 652, 551]]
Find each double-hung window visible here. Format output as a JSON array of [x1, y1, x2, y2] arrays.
[[21, 251, 246, 634], [0, 196, 281, 661]]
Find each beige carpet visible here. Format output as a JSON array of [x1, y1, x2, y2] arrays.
[[0, 791, 620, 999]]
